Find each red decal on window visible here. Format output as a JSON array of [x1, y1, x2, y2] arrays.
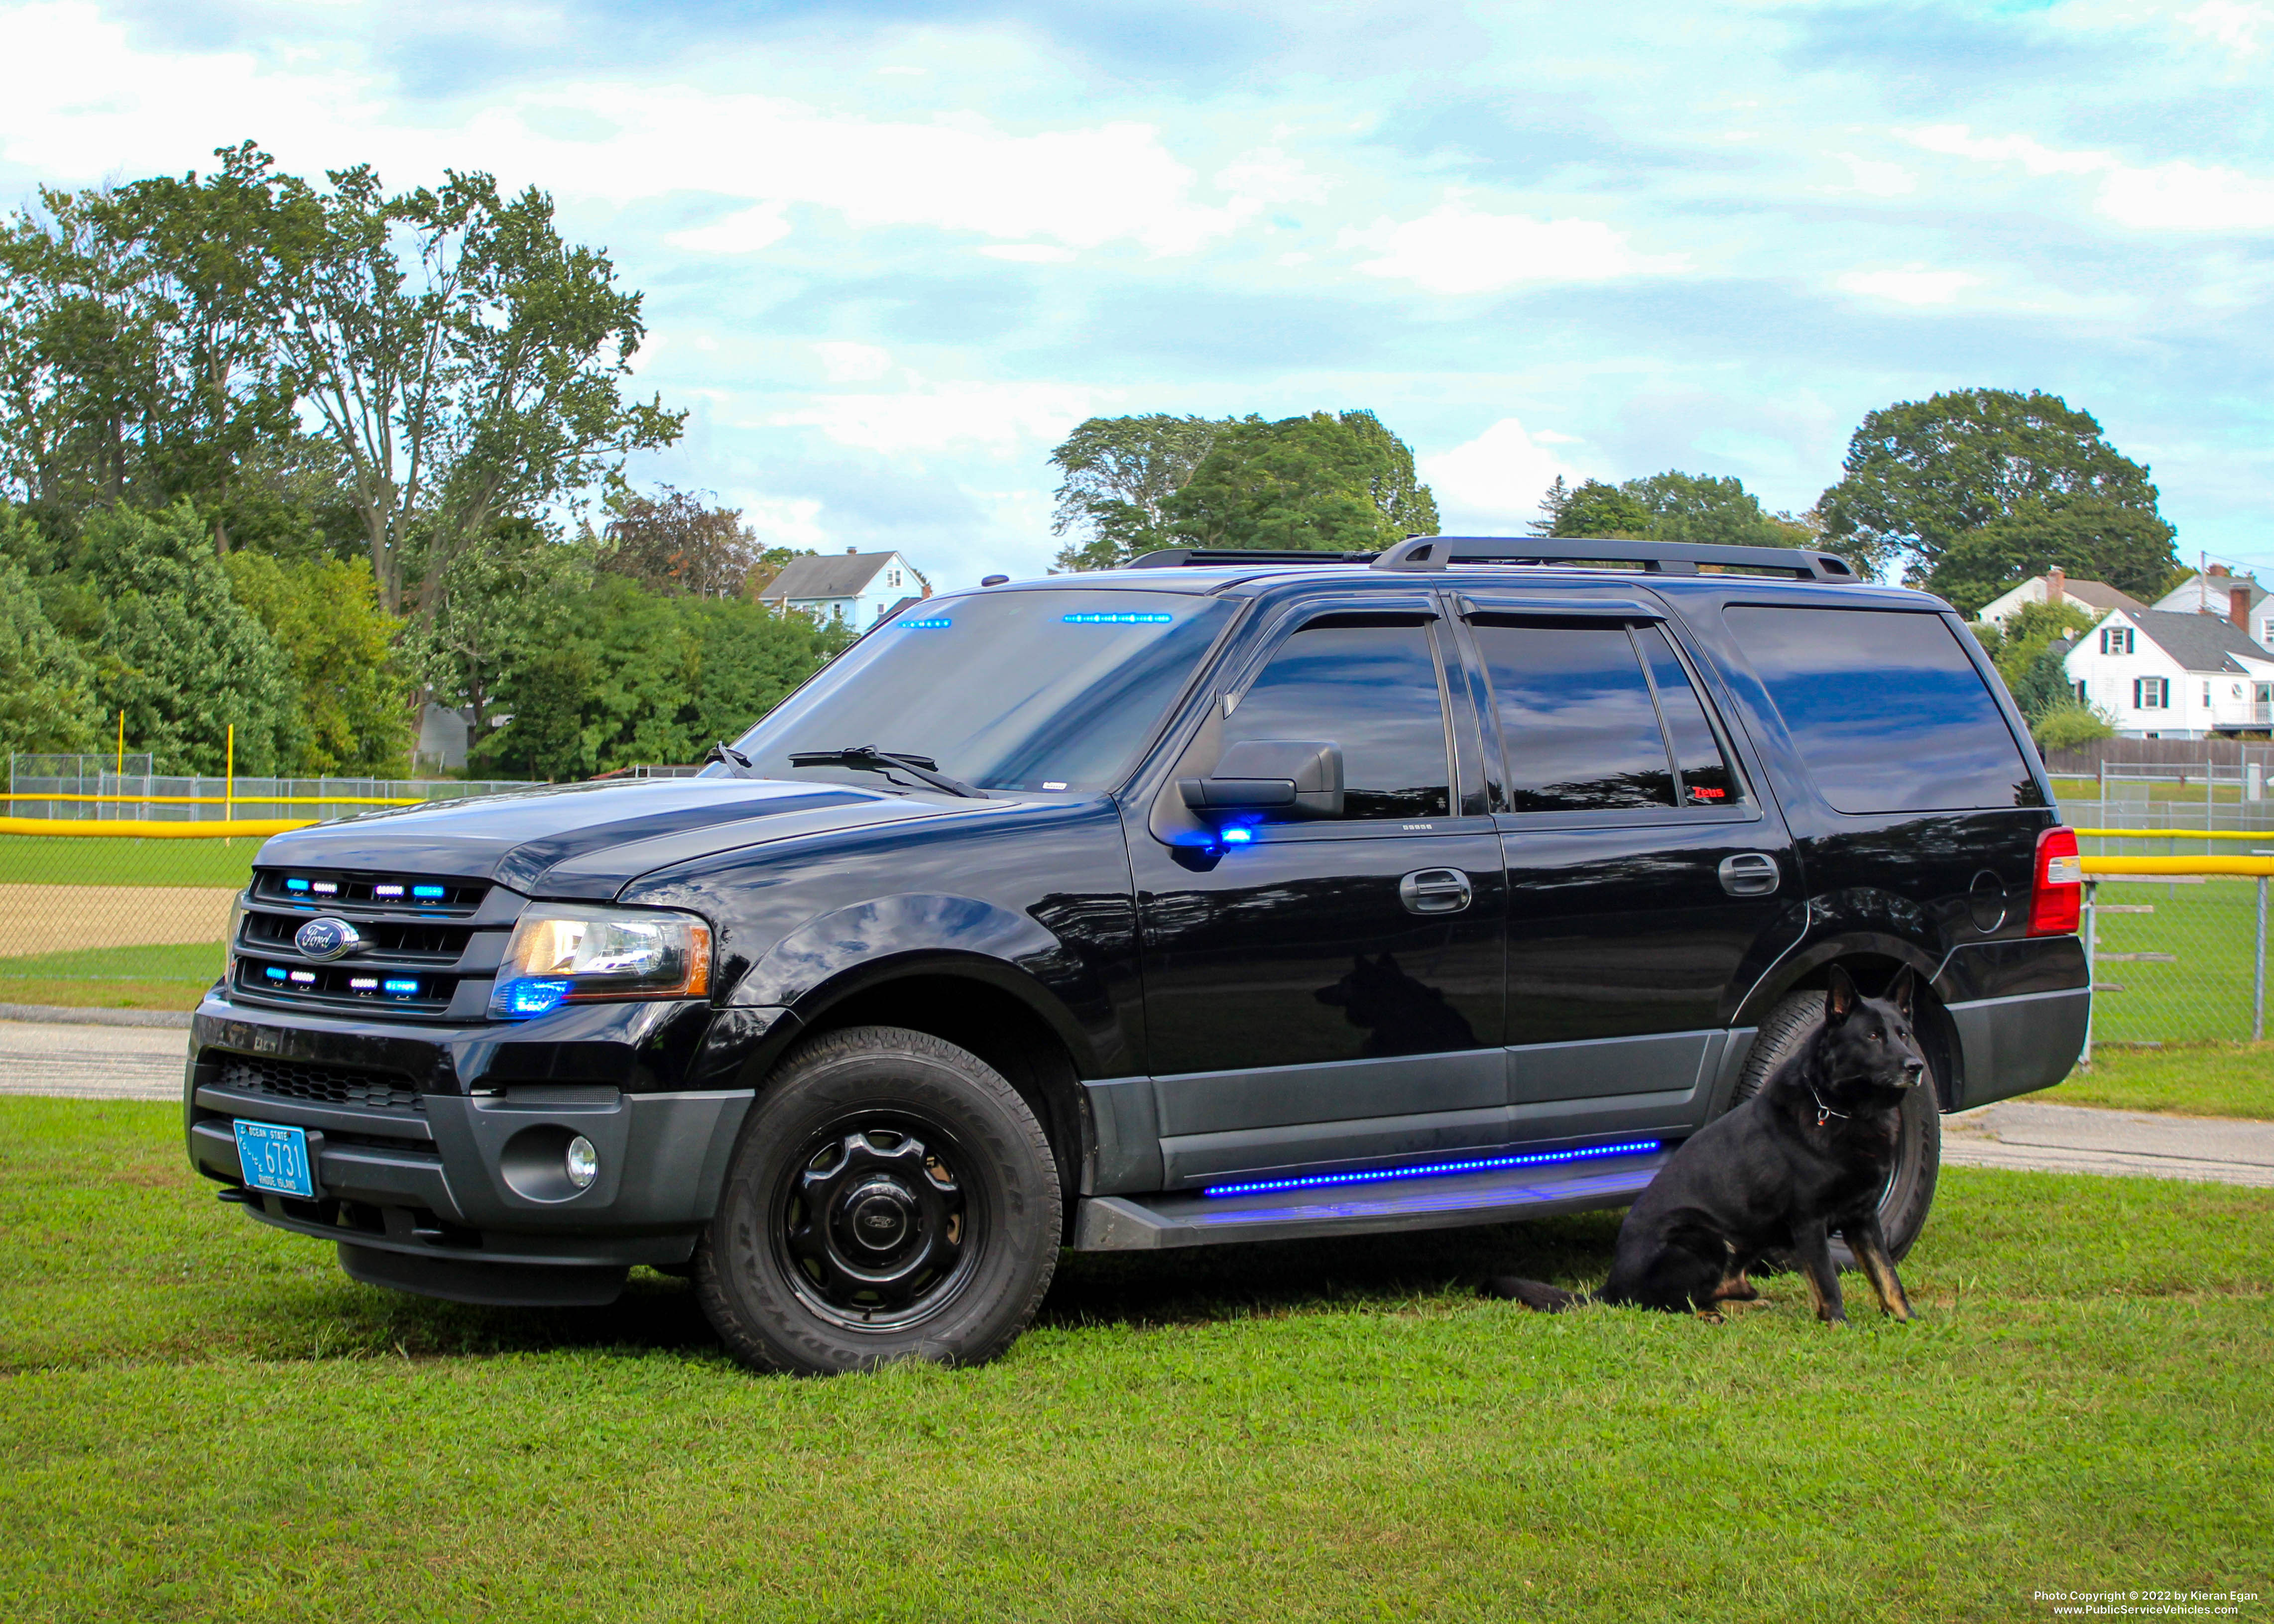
[[1689, 786, 1726, 801]]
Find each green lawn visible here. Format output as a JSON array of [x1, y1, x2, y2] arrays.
[[0, 942, 218, 1011], [0, 834, 257, 888], [2, 1101, 2267, 1621], [2086, 877, 2266, 1044], [2055, 1042, 2274, 1119]]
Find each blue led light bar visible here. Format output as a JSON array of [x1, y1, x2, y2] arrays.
[[382, 978, 420, 995], [412, 885, 446, 900], [373, 884, 404, 898], [502, 978, 573, 1017], [284, 878, 310, 892], [1063, 611, 1173, 625], [900, 617, 952, 629], [1221, 826, 1254, 843], [1200, 1139, 1663, 1199], [264, 966, 288, 981]]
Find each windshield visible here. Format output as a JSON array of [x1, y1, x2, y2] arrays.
[[723, 589, 1237, 793]]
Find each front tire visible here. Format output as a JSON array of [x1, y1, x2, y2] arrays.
[[694, 1025, 1062, 1375], [1732, 988, 1941, 1267]]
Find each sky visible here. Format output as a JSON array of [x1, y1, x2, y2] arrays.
[[1, 0, 2268, 591]]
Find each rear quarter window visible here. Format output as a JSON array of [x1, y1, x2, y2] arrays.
[[1723, 605, 2043, 813]]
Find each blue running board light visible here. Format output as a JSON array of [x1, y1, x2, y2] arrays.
[[1200, 1139, 1663, 1199]]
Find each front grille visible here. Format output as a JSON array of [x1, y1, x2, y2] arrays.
[[241, 911, 472, 961], [217, 1056, 424, 1113], [250, 869, 487, 918], [232, 959, 457, 1014]]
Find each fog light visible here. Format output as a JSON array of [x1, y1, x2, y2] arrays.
[[564, 1136, 598, 1190]]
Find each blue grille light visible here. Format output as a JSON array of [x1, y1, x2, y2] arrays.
[[505, 978, 572, 1017], [1221, 826, 1254, 844], [412, 885, 446, 900], [900, 617, 952, 629], [284, 878, 310, 892], [382, 978, 420, 996], [1200, 1140, 1663, 1199], [1063, 612, 1173, 625], [264, 966, 288, 982]]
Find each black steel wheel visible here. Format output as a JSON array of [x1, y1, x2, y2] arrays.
[[1732, 986, 1942, 1268], [695, 1025, 1060, 1375]]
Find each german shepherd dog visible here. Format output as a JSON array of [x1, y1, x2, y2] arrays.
[[1487, 966, 1926, 1326]]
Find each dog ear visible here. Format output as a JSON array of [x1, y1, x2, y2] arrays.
[[1887, 967, 1916, 1019], [1824, 964, 1857, 1023]]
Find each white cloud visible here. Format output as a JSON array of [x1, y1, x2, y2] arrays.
[[1906, 122, 2274, 232], [666, 202, 791, 254], [1347, 203, 1687, 295], [814, 342, 894, 383], [1420, 418, 1588, 531], [767, 380, 1107, 455], [1834, 155, 1916, 198], [1836, 268, 1981, 306], [978, 244, 1078, 263], [740, 495, 828, 549], [2181, 0, 2270, 56]]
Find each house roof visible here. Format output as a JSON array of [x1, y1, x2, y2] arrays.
[[758, 550, 897, 602], [2124, 608, 2274, 674], [2154, 572, 2266, 614], [2051, 579, 2146, 613]]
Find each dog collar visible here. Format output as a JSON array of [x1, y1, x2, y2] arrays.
[[1807, 1083, 1849, 1128]]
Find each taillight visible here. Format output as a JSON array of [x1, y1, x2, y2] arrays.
[[2029, 825, 2083, 935]]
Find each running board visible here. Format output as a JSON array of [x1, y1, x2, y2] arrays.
[[1071, 1148, 1671, 1251]]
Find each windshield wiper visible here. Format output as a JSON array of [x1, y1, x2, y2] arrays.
[[787, 746, 988, 800], [705, 741, 759, 778]]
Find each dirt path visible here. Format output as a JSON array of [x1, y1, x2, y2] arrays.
[[0, 885, 238, 956]]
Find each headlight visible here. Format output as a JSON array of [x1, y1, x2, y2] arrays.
[[489, 905, 713, 1020]]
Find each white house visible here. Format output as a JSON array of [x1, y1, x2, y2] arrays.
[[2154, 566, 2274, 649], [2062, 608, 2274, 738], [1974, 567, 2143, 628], [757, 549, 929, 628]]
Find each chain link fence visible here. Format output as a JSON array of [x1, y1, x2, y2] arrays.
[[2082, 874, 2270, 1053]]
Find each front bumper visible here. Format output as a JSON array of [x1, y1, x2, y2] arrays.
[[184, 990, 795, 1305]]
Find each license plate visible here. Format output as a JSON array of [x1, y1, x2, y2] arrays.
[[232, 1120, 314, 1199]]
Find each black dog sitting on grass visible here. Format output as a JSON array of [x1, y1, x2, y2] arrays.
[[1488, 965, 1926, 1326]]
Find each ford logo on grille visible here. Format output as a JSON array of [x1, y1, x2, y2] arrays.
[[294, 917, 364, 961]]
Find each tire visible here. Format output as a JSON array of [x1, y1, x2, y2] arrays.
[[694, 1025, 1061, 1376], [1730, 988, 1941, 1268]]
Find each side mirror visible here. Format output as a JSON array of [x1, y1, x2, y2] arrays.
[[1180, 740, 1344, 820]]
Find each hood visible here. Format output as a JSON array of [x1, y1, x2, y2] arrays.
[[253, 778, 999, 899]]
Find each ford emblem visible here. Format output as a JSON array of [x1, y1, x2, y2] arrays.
[[295, 917, 363, 961]]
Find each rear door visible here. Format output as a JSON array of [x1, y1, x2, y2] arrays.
[[1452, 596, 1799, 1143]]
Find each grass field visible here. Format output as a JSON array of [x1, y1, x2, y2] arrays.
[[0, 834, 257, 888], [2054, 1042, 2274, 1119], [2, 1100, 2267, 1622], [0, 942, 218, 1011]]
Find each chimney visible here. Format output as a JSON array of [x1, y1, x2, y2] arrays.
[[2045, 567, 2064, 606], [846, 546, 858, 555], [2232, 586, 2252, 634], [2209, 564, 2230, 578]]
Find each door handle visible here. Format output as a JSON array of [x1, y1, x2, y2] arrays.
[[1718, 853, 1781, 897], [1399, 868, 1473, 914]]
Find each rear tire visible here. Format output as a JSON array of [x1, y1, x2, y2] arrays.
[[694, 1025, 1061, 1376], [1732, 988, 1941, 1267]]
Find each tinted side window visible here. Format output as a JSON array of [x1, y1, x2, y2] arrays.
[[1472, 620, 1673, 812], [1725, 605, 2039, 813], [1225, 617, 1451, 820], [1635, 625, 1740, 807]]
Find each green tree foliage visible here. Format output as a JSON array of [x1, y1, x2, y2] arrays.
[[223, 551, 411, 776], [0, 509, 102, 754], [1533, 469, 1816, 551], [471, 576, 847, 781], [48, 502, 295, 773], [1925, 496, 2179, 616], [2031, 699, 2116, 750], [1159, 410, 1438, 553], [1820, 388, 2171, 588], [1050, 414, 1230, 571], [409, 518, 597, 735], [600, 486, 767, 597], [1544, 478, 1654, 538], [1989, 600, 2100, 697]]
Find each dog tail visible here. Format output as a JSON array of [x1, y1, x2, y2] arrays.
[[1482, 1276, 1591, 1313]]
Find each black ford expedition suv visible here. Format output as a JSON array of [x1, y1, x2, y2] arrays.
[[187, 536, 2089, 1374]]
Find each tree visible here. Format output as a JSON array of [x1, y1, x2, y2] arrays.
[[270, 157, 684, 616], [1923, 495, 2179, 616], [61, 502, 295, 773], [1987, 599, 2100, 697], [600, 485, 763, 597], [0, 509, 101, 754], [1533, 469, 1815, 552], [2031, 699, 2115, 750], [1548, 478, 1655, 539], [224, 550, 412, 775], [1049, 414, 1231, 571], [1820, 388, 2165, 584], [1160, 410, 1438, 553], [408, 517, 597, 736]]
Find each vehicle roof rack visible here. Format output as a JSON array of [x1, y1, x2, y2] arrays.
[[1372, 536, 1859, 581], [1129, 548, 1384, 569]]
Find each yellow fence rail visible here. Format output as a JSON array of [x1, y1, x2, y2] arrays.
[[2072, 827, 2274, 842], [4, 791, 424, 808], [0, 816, 314, 838]]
